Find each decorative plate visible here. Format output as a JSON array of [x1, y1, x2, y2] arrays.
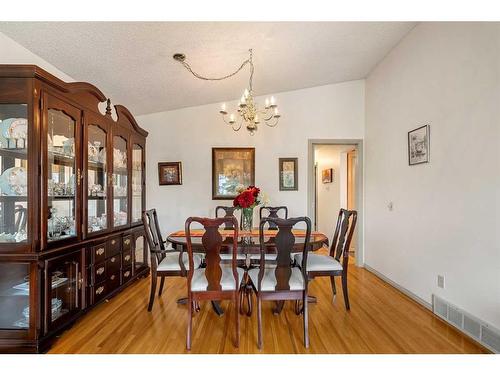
[[0, 166, 28, 196]]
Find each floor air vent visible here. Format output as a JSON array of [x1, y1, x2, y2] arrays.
[[432, 295, 500, 353]]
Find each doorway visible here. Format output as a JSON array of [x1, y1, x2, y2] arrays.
[[308, 139, 363, 266]]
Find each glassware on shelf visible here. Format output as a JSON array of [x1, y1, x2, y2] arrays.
[[0, 263, 30, 329], [87, 125, 108, 234], [113, 135, 128, 227], [131, 144, 143, 222], [47, 108, 77, 242], [0, 104, 29, 244]]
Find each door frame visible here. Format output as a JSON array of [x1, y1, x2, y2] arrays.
[[307, 139, 364, 267]]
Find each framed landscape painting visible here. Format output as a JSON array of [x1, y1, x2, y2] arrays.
[[408, 124, 430, 165], [279, 158, 298, 191], [158, 162, 182, 185], [212, 147, 255, 199]]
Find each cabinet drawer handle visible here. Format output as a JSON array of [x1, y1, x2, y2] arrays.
[[110, 274, 116, 281], [111, 257, 116, 262], [96, 267, 105, 275], [124, 239, 130, 245], [96, 286, 104, 295], [124, 255, 131, 262], [124, 271, 130, 278], [96, 248, 104, 256], [111, 239, 116, 245]]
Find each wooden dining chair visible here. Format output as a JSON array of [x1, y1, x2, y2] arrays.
[[294, 209, 357, 310], [247, 216, 312, 349], [259, 206, 288, 230], [185, 216, 244, 350], [143, 209, 203, 312], [215, 206, 241, 230]]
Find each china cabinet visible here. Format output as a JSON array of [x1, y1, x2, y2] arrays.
[[0, 65, 149, 353]]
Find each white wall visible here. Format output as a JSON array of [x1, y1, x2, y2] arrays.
[[314, 144, 355, 239], [365, 22, 500, 327], [138, 80, 364, 233], [0, 31, 73, 81]]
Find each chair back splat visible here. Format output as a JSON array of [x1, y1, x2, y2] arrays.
[[257, 216, 311, 291], [330, 209, 358, 269], [215, 206, 240, 230], [185, 216, 239, 292], [259, 206, 288, 230], [143, 209, 169, 271]]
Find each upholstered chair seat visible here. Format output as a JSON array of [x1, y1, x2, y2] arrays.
[[249, 253, 278, 261], [294, 253, 343, 272], [220, 253, 247, 260], [157, 252, 203, 272], [190, 267, 245, 292], [248, 266, 305, 291]]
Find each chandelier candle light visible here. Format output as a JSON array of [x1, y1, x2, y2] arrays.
[[173, 49, 280, 135]]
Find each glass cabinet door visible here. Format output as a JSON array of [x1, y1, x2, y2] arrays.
[[131, 144, 143, 224], [0, 263, 31, 330], [47, 107, 78, 243], [112, 135, 128, 227], [0, 104, 29, 244], [87, 125, 108, 234], [44, 249, 82, 333]]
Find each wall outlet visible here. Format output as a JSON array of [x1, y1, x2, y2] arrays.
[[437, 275, 445, 288]]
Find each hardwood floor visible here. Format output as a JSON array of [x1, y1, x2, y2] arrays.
[[49, 261, 489, 354]]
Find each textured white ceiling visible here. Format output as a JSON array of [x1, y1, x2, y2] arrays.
[[0, 22, 415, 115]]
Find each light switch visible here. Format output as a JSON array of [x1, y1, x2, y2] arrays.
[[387, 202, 394, 211]]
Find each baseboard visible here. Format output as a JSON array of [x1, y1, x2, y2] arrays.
[[363, 264, 432, 311]]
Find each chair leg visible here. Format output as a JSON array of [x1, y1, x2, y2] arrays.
[[330, 276, 337, 302], [295, 299, 303, 315], [187, 295, 193, 351], [273, 300, 285, 315], [341, 274, 350, 310], [303, 291, 309, 348], [147, 275, 157, 312], [158, 276, 165, 296], [235, 294, 240, 348], [257, 296, 263, 349]]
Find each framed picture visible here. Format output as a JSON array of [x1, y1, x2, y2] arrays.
[[212, 147, 255, 200], [279, 158, 298, 191], [158, 162, 182, 185], [408, 124, 430, 165], [322, 168, 333, 183]]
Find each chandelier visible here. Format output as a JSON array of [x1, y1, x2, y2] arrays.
[[173, 49, 280, 135]]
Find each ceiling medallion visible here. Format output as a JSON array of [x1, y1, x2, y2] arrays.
[[173, 49, 280, 135]]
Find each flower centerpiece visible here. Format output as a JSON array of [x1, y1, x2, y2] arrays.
[[233, 185, 266, 231]]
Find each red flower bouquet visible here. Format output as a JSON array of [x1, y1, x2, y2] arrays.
[[233, 185, 263, 209]]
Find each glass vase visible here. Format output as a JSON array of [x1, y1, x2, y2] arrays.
[[241, 207, 253, 232]]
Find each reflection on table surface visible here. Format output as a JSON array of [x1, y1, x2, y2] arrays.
[[167, 229, 328, 253]]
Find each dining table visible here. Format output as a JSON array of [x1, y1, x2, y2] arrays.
[[166, 228, 329, 316]]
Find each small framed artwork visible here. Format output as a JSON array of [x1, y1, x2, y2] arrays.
[[322, 168, 333, 183], [408, 124, 430, 165], [212, 147, 255, 199], [158, 162, 182, 185], [279, 158, 298, 191]]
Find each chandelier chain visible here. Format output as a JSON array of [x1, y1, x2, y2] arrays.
[[178, 49, 254, 89]]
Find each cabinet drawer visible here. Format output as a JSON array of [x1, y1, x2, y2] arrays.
[[107, 255, 121, 275], [107, 236, 121, 257], [122, 267, 132, 284], [123, 235, 132, 252], [92, 282, 107, 304], [122, 250, 132, 268], [108, 271, 120, 292], [91, 262, 106, 285], [92, 243, 106, 264]]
